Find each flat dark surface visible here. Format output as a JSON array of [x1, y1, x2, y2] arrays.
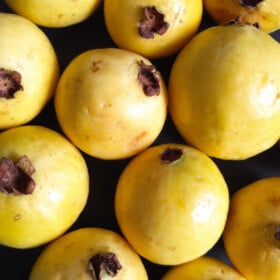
[[1, 1, 280, 279]]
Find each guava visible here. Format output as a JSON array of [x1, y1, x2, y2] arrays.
[[104, 0, 203, 58], [0, 12, 59, 130], [115, 143, 229, 265], [0, 125, 89, 249], [162, 256, 246, 279], [4, 0, 102, 27], [168, 23, 280, 160], [54, 48, 168, 160], [204, 0, 280, 33], [223, 177, 280, 280], [29, 227, 148, 280]]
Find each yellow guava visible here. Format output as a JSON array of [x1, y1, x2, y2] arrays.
[[0, 125, 89, 249], [223, 177, 280, 280], [29, 227, 148, 280], [54, 48, 168, 160], [4, 0, 102, 27], [115, 143, 229, 265], [0, 12, 59, 130], [168, 23, 280, 160]]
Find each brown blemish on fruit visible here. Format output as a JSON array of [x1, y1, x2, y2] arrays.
[[239, 0, 264, 8], [91, 60, 104, 73], [160, 147, 183, 164], [225, 16, 260, 28], [138, 60, 160, 96], [88, 252, 122, 280], [138, 6, 169, 39], [0, 68, 23, 99], [268, 195, 280, 207], [275, 225, 280, 240], [0, 156, 36, 195]]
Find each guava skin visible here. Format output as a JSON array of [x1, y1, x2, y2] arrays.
[[162, 256, 246, 279], [29, 227, 148, 280], [54, 48, 168, 160], [0, 125, 89, 249], [0, 13, 59, 130], [4, 0, 102, 27], [104, 0, 203, 59], [168, 24, 280, 160], [115, 143, 229, 265], [223, 177, 280, 280], [204, 0, 280, 33]]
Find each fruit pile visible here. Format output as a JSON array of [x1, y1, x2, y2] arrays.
[[1, 0, 280, 279]]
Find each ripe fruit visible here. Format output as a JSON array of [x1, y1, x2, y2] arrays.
[[104, 0, 203, 58], [204, 0, 280, 33], [4, 0, 102, 27], [0, 125, 89, 249], [29, 227, 148, 280], [54, 48, 167, 160], [223, 177, 280, 280], [168, 23, 280, 160], [0, 12, 59, 130], [115, 143, 229, 265], [162, 255, 246, 279]]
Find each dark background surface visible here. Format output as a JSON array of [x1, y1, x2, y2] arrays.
[[1, 1, 280, 279]]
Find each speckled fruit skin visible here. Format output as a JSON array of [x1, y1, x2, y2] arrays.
[[29, 227, 148, 280], [162, 256, 246, 280], [168, 24, 280, 160], [204, 0, 280, 33], [223, 177, 280, 280], [0, 125, 89, 249], [115, 143, 229, 265], [54, 48, 168, 160], [104, 0, 203, 59], [0, 13, 59, 130], [4, 0, 102, 27]]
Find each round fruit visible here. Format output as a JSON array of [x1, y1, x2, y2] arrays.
[[0, 12, 59, 130], [54, 48, 168, 160], [223, 177, 280, 280], [168, 23, 280, 160], [4, 0, 102, 27], [104, 0, 203, 59], [115, 143, 229, 265], [204, 0, 280, 33], [29, 227, 148, 280], [162, 255, 246, 279], [0, 125, 89, 249]]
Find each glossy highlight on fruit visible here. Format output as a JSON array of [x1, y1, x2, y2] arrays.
[[104, 0, 203, 58], [29, 227, 148, 280], [0, 12, 59, 130], [223, 177, 280, 280], [115, 143, 229, 265], [4, 0, 102, 27], [168, 23, 280, 160], [54, 48, 168, 160], [0, 125, 89, 249]]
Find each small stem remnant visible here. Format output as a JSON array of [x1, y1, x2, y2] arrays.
[[88, 252, 122, 280], [138, 6, 169, 39], [0, 68, 23, 99], [160, 147, 183, 164], [0, 156, 36, 195], [239, 0, 264, 8], [138, 60, 160, 96], [275, 225, 280, 240]]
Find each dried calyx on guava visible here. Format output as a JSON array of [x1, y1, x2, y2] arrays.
[[160, 147, 183, 164], [138, 60, 160, 96], [0, 155, 36, 195], [88, 252, 122, 280], [274, 225, 280, 240], [0, 68, 23, 99], [138, 6, 169, 39], [239, 0, 264, 8]]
